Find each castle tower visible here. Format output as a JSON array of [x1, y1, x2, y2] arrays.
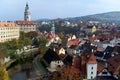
[[24, 3, 31, 21], [87, 50, 97, 80]]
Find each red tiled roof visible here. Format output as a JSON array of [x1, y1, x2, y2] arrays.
[[16, 20, 36, 25], [0, 21, 17, 27], [72, 56, 81, 69], [114, 32, 120, 38], [81, 55, 87, 76], [67, 39, 81, 47], [87, 52, 97, 64], [108, 54, 120, 75], [97, 62, 104, 74]]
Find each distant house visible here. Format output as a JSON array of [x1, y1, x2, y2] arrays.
[[85, 25, 97, 34], [67, 35, 76, 41], [58, 48, 66, 55], [67, 39, 81, 48]]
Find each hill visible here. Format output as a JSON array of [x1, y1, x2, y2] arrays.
[[37, 11, 120, 24]]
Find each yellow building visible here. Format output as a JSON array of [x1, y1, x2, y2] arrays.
[[85, 25, 97, 34], [59, 48, 65, 55], [0, 21, 19, 42]]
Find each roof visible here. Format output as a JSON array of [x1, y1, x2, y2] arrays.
[[63, 55, 73, 65], [87, 52, 97, 64], [80, 55, 87, 76], [43, 48, 61, 64], [72, 56, 81, 69], [0, 21, 17, 27], [107, 54, 120, 75], [87, 25, 95, 29], [16, 20, 36, 25], [67, 39, 81, 47], [103, 46, 114, 60], [97, 62, 105, 74]]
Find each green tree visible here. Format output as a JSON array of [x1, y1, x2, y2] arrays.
[[39, 36, 48, 46], [32, 37, 40, 46], [23, 37, 32, 46], [0, 49, 7, 64], [25, 31, 38, 39], [19, 31, 32, 46], [19, 31, 26, 40], [38, 36, 48, 56]]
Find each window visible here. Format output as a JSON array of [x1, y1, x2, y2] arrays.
[[102, 72, 107, 74], [91, 67, 93, 69], [91, 72, 93, 74]]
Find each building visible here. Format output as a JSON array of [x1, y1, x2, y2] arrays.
[[85, 25, 97, 34], [87, 51, 97, 80], [0, 21, 19, 43], [16, 3, 37, 33], [43, 48, 64, 72]]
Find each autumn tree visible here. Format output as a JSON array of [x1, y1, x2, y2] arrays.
[[58, 32, 65, 39], [0, 62, 9, 80]]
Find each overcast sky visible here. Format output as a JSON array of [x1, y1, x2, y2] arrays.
[[1, 0, 120, 21]]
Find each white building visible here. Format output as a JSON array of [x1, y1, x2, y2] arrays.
[[87, 52, 97, 80], [16, 3, 37, 33], [47, 60, 64, 72], [0, 21, 19, 42]]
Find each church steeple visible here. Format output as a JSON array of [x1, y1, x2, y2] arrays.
[[24, 3, 31, 21], [51, 21, 55, 37]]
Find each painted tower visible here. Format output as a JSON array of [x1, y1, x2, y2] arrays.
[[51, 21, 55, 37], [87, 50, 97, 80], [24, 3, 31, 21]]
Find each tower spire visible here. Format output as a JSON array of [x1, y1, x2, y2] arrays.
[[24, 2, 31, 21], [51, 21, 55, 37]]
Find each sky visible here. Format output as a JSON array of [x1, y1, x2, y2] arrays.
[[1, 0, 120, 21]]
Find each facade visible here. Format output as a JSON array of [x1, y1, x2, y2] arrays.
[[51, 22, 55, 37], [87, 52, 97, 80], [16, 3, 37, 33], [0, 21, 19, 43], [16, 20, 37, 33], [59, 48, 65, 55], [85, 26, 97, 34]]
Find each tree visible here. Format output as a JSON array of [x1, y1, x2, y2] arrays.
[[19, 31, 32, 46], [32, 37, 40, 46], [0, 49, 7, 64], [58, 32, 65, 39], [38, 36, 48, 56], [23, 37, 32, 46], [0, 62, 9, 80], [25, 31, 38, 39], [19, 31, 26, 40]]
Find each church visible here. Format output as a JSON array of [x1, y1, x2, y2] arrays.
[[16, 3, 37, 33]]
